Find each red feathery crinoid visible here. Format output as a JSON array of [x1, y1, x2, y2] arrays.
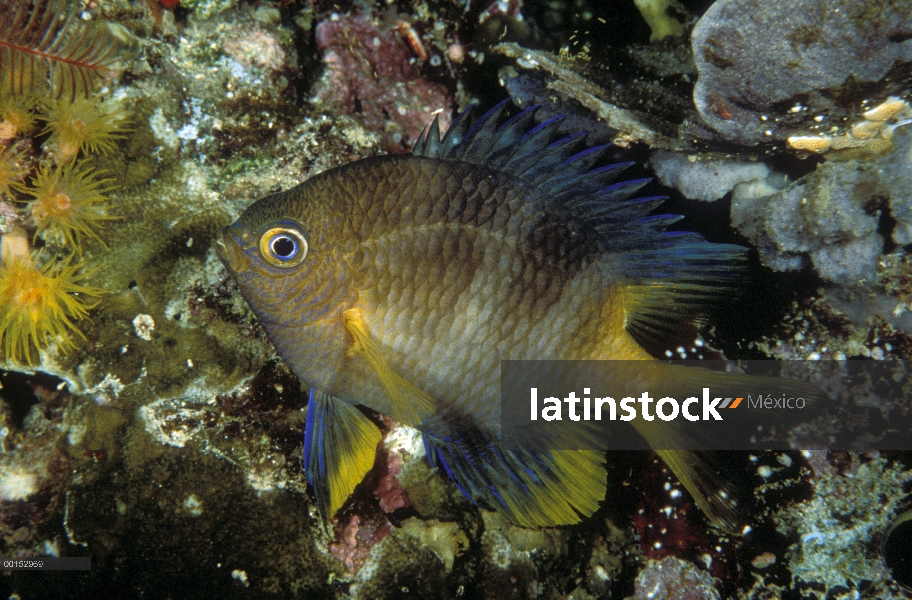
[[0, 252, 102, 365], [24, 161, 117, 248], [42, 98, 128, 163]]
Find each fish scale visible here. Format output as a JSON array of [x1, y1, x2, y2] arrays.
[[372, 166, 601, 401], [217, 101, 761, 532]]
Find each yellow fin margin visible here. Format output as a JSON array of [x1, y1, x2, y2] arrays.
[[483, 448, 606, 528]]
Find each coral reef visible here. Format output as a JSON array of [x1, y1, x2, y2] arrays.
[[347, 534, 450, 600], [0, 2, 132, 367], [765, 452, 912, 599], [728, 124, 912, 288], [787, 97, 912, 155], [632, 556, 721, 600], [494, 42, 685, 149], [0, 388, 69, 558], [731, 158, 883, 284], [0, 0, 910, 597], [650, 150, 769, 202], [879, 121, 912, 246], [311, 13, 453, 152]]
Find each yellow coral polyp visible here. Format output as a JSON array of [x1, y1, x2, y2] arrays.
[[42, 98, 127, 163], [0, 142, 29, 198], [0, 253, 102, 365], [24, 161, 117, 249], [0, 94, 37, 142]]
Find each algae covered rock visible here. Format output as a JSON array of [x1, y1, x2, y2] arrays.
[[692, 0, 912, 145], [880, 121, 912, 246], [348, 534, 452, 600], [632, 556, 721, 600], [771, 452, 912, 599], [731, 158, 883, 284]]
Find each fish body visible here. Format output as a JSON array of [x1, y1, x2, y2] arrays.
[[223, 154, 652, 414], [217, 103, 748, 530]]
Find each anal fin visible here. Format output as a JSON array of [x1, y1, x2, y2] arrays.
[[343, 308, 435, 426], [303, 388, 382, 522], [423, 415, 607, 528]]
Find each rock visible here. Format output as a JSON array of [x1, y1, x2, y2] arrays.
[[731, 159, 883, 284], [631, 556, 721, 600], [312, 14, 452, 152], [349, 535, 452, 600], [692, 0, 912, 145], [650, 149, 769, 201]]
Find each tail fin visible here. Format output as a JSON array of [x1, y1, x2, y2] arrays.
[[653, 448, 748, 536]]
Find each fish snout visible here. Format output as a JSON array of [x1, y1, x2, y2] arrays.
[[216, 227, 249, 273]]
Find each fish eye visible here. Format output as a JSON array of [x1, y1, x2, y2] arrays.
[[259, 225, 308, 268]]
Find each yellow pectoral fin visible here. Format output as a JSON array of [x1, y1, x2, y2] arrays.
[[342, 308, 435, 427]]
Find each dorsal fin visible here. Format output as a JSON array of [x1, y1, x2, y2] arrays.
[[412, 102, 651, 240], [413, 102, 747, 343]]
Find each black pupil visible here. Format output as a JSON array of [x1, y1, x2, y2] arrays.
[[272, 236, 296, 258]]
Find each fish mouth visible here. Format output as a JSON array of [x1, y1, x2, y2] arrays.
[[215, 227, 249, 274]]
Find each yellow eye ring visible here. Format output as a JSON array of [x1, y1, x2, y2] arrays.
[[259, 226, 308, 267]]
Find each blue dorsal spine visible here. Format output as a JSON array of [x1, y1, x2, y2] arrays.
[[413, 100, 657, 238]]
